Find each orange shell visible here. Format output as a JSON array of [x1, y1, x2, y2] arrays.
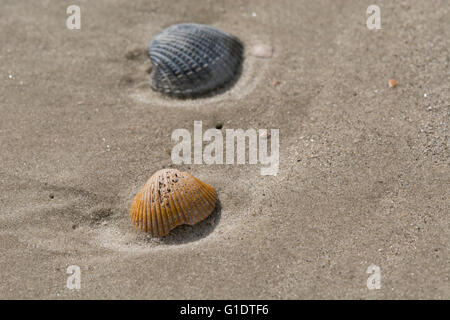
[[130, 169, 218, 237]]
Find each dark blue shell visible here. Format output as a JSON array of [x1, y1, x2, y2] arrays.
[[148, 23, 244, 98]]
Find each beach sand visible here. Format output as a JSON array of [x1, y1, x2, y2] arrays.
[[0, 0, 448, 299]]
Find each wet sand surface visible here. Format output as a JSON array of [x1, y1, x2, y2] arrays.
[[0, 0, 448, 299]]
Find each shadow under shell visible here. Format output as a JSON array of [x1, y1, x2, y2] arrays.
[[148, 23, 244, 99]]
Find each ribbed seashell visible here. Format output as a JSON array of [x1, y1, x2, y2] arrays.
[[148, 23, 244, 98], [130, 169, 218, 237]]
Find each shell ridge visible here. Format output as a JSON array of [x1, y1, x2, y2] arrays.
[[154, 175, 166, 236], [153, 33, 214, 78], [192, 30, 244, 65], [139, 186, 147, 230], [150, 52, 190, 94], [146, 184, 153, 232], [192, 35, 235, 82], [138, 189, 145, 230], [173, 189, 191, 224], [184, 182, 209, 220], [151, 35, 210, 72], [161, 172, 176, 232], [167, 191, 183, 227], [149, 64, 173, 93], [151, 40, 208, 78], [150, 182, 158, 236], [145, 183, 152, 233], [143, 185, 150, 232], [190, 185, 212, 220], [167, 172, 186, 225], [196, 182, 217, 208], [150, 46, 197, 84], [186, 177, 216, 218], [195, 181, 218, 216], [181, 181, 206, 224], [190, 176, 217, 204], [177, 186, 198, 225], [151, 44, 191, 76], [161, 33, 232, 81], [149, 51, 185, 92], [159, 173, 172, 236]]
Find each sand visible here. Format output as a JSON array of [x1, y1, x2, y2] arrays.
[[0, 0, 448, 299]]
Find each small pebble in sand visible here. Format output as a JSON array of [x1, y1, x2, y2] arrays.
[[125, 47, 145, 60], [388, 79, 398, 88], [273, 80, 280, 86], [250, 44, 273, 59]]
